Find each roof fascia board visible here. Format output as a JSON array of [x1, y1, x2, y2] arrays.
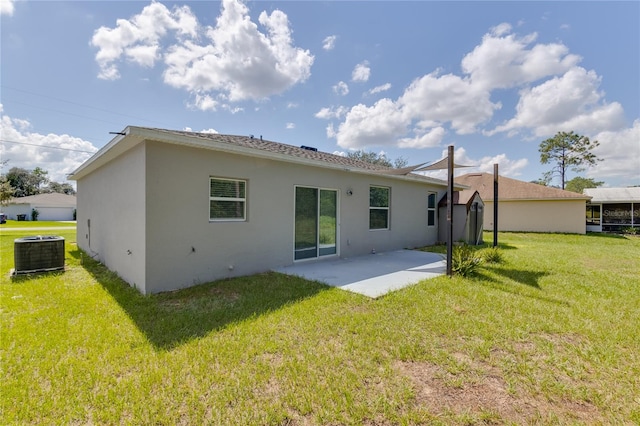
[[69, 126, 142, 180]]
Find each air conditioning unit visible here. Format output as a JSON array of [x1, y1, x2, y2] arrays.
[[13, 236, 65, 275]]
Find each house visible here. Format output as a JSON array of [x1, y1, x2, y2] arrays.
[[583, 187, 640, 232], [2, 193, 76, 221], [437, 190, 484, 245], [455, 173, 591, 234], [69, 126, 462, 294]]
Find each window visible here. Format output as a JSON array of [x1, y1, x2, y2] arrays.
[[585, 205, 600, 225], [210, 177, 246, 221], [369, 186, 390, 230], [427, 192, 437, 226]]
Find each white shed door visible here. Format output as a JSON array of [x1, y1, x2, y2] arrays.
[[36, 207, 74, 221]]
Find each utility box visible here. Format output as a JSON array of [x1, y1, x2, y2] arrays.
[[13, 236, 65, 274]]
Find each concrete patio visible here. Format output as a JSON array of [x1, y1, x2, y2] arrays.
[[274, 250, 446, 298]]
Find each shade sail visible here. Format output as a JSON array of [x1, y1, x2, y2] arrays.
[[415, 157, 471, 171]]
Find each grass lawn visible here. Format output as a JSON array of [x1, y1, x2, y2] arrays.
[[1, 220, 76, 228], [1, 229, 639, 424]]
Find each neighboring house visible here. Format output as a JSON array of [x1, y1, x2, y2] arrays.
[[69, 126, 463, 294], [438, 190, 484, 245], [2, 193, 76, 221], [583, 187, 640, 232], [455, 173, 591, 234]]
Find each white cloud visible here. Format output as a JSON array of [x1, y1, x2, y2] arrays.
[[461, 22, 581, 90], [91, 2, 198, 80], [286, 122, 295, 129], [490, 67, 626, 137], [315, 106, 348, 120], [328, 23, 630, 154], [92, 0, 313, 107], [323, 35, 337, 51], [189, 93, 219, 111], [589, 121, 640, 184], [400, 71, 500, 135], [352, 61, 370, 82], [332, 81, 349, 96], [163, 0, 313, 103], [0, 0, 15, 16], [332, 70, 499, 150], [0, 105, 98, 184], [335, 99, 409, 149], [397, 127, 446, 149], [366, 83, 392, 96], [200, 128, 218, 134], [326, 123, 336, 138]]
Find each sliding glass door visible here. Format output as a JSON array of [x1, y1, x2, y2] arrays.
[[295, 187, 337, 260]]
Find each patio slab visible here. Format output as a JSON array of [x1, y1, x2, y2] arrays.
[[274, 250, 446, 298]]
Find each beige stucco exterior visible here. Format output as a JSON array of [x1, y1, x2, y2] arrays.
[[73, 130, 448, 294], [483, 199, 587, 234], [76, 143, 147, 292]]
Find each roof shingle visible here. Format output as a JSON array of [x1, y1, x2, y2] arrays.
[[151, 128, 393, 172], [455, 173, 591, 200]]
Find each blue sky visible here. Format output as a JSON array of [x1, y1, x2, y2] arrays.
[[1, 0, 638, 187]]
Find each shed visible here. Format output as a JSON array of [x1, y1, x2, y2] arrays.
[[438, 189, 484, 245]]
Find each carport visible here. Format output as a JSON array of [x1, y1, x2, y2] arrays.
[[274, 250, 446, 298]]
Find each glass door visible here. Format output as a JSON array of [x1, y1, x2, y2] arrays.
[[319, 190, 337, 256], [295, 187, 337, 260]]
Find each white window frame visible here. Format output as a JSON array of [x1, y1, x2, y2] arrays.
[[209, 177, 247, 222], [427, 192, 437, 227], [369, 185, 390, 230]]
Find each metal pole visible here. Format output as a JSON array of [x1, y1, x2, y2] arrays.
[[447, 145, 454, 276], [493, 163, 498, 247]]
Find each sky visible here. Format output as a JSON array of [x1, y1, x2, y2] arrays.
[[1, 0, 639, 188]]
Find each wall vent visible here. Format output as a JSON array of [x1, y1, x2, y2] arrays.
[[13, 236, 65, 274]]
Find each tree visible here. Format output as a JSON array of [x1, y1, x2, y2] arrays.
[[565, 177, 604, 194], [45, 181, 76, 195], [0, 175, 13, 206], [539, 131, 600, 190], [347, 150, 408, 168], [4, 167, 50, 197]]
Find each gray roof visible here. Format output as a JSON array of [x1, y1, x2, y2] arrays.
[[8, 193, 77, 207], [71, 126, 452, 188], [584, 187, 640, 203], [456, 173, 591, 201], [150, 128, 393, 172]]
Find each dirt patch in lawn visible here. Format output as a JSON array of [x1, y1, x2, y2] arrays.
[[395, 347, 602, 423]]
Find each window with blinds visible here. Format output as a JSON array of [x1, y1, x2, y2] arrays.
[[210, 177, 246, 221]]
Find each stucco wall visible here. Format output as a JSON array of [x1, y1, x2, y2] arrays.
[[76, 143, 147, 292], [483, 199, 586, 234], [143, 141, 444, 293]]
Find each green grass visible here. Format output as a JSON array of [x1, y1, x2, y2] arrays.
[[0, 220, 76, 228], [1, 230, 639, 424]]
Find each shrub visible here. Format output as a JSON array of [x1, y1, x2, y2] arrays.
[[452, 243, 483, 277], [482, 246, 504, 264], [622, 227, 638, 235], [31, 208, 39, 221]]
